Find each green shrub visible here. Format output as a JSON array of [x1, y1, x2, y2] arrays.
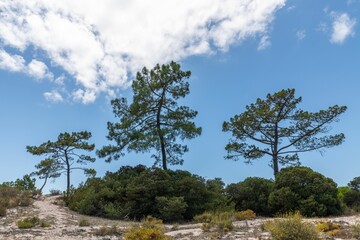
[[226, 177, 273, 216], [0, 186, 20, 208], [316, 221, 341, 232], [268, 167, 342, 217], [40, 221, 51, 228], [16, 216, 40, 229], [0, 185, 34, 210], [343, 189, 360, 209], [124, 216, 170, 240], [263, 212, 320, 240], [194, 211, 234, 233], [67, 165, 230, 221], [156, 196, 187, 222], [95, 225, 121, 236], [234, 209, 256, 220], [124, 227, 170, 240], [351, 222, 360, 239], [78, 218, 91, 226]]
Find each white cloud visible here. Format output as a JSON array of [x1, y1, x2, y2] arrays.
[[258, 35, 271, 50], [27, 60, 53, 80], [330, 13, 356, 44], [72, 89, 97, 104], [296, 30, 306, 41], [43, 90, 64, 103], [0, 50, 25, 72], [0, 0, 286, 103]]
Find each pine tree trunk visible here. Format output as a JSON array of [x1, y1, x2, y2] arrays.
[[39, 175, 48, 192], [273, 155, 279, 176], [65, 152, 71, 197], [157, 91, 167, 170]]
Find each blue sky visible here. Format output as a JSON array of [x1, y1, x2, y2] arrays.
[[1, 0, 359, 192]]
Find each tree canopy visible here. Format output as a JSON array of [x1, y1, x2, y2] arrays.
[[27, 131, 96, 196], [97, 61, 201, 170], [223, 88, 346, 176]]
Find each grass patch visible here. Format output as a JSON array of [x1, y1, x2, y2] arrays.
[[16, 216, 51, 229], [194, 211, 234, 233], [17, 216, 40, 229], [351, 222, 360, 239], [95, 225, 121, 236], [78, 218, 91, 227]]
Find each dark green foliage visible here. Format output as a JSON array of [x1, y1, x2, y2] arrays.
[[223, 88, 347, 176], [226, 177, 274, 216], [67, 165, 231, 221], [27, 131, 96, 196], [97, 61, 201, 170], [342, 177, 360, 210], [268, 166, 342, 217], [2, 175, 36, 191], [343, 190, 360, 209], [348, 177, 360, 190], [156, 196, 187, 222]]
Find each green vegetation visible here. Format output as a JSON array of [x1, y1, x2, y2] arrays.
[[234, 209, 256, 220], [268, 166, 342, 217], [66, 165, 231, 221], [226, 177, 273, 216], [124, 216, 170, 240], [78, 218, 91, 226], [0, 183, 34, 217], [351, 222, 360, 239], [194, 211, 234, 233], [2, 174, 37, 191], [95, 225, 121, 236], [16, 216, 50, 229], [263, 212, 320, 240], [97, 61, 201, 170], [223, 88, 346, 176], [342, 176, 360, 212]]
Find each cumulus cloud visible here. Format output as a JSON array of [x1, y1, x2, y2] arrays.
[[330, 13, 356, 44], [0, 0, 286, 103], [43, 90, 64, 103], [27, 60, 53, 80], [0, 50, 25, 72]]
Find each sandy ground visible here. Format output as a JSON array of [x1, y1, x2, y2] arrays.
[[1, 196, 360, 239]]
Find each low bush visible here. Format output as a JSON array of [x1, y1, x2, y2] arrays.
[[263, 212, 320, 240], [316, 221, 341, 233], [0, 185, 34, 211], [95, 225, 121, 236], [124, 216, 170, 240], [194, 211, 234, 233], [234, 209, 256, 221], [40, 221, 51, 228], [351, 222, 360, 239], [78, 218, 91, 226], [17, 216, 40, 229], [16, 216, 51, 229]]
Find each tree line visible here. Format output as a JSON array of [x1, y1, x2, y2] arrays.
[[26, 61, 347, 196]]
